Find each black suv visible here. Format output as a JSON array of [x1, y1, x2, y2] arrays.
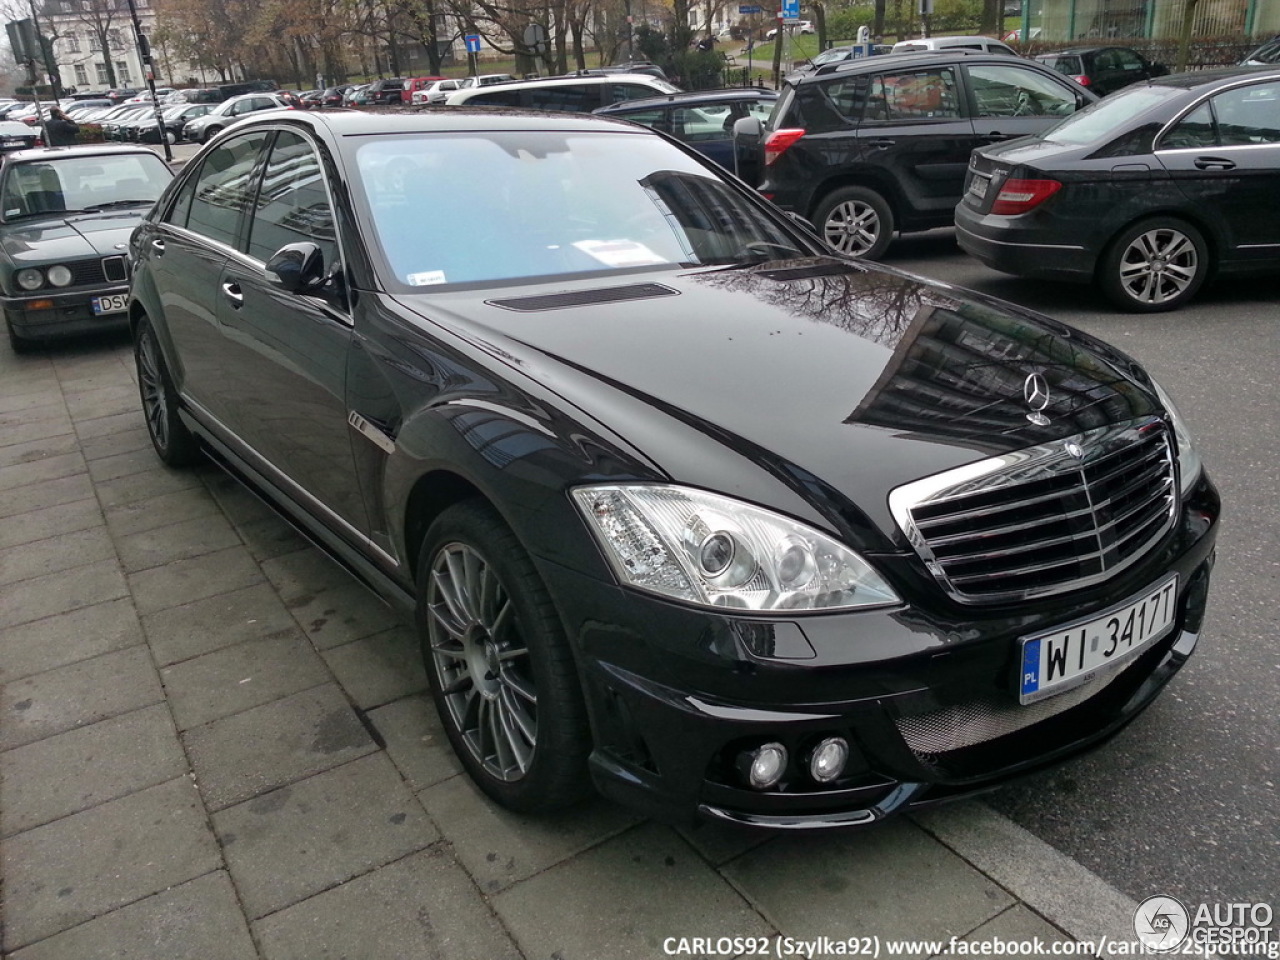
[[736, 51, 1098, 259], [366, 78, 406, 104]]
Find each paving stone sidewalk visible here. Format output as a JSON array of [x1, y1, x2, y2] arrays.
[[0, 334, 1134, 959]]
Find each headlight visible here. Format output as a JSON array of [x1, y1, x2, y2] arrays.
[[1152, 379, 1203, 497], [15, 268, 43, 291], [46, 265, 73, 287], [571, 484, 901, 613]]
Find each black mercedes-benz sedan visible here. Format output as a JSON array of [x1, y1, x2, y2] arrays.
[[128, 108, 1219, 830], [956, 66, 1280, 312]]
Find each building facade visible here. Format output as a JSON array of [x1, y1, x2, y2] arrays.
[[36, 0, 197, 93]]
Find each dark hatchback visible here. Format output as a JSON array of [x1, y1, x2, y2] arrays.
[[957, 66, 1280, 311], [594, 88, 778, 170], [127, 108, 1217, 829], [735, 50, 1097, 260], [2, 144, 172, 351], [1035, 46, 1168, 97]]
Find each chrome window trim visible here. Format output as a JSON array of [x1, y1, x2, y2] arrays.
[[1154, 73, 1280, 151], [889, 417, 1177, 605], [183, 393, 400, 570]]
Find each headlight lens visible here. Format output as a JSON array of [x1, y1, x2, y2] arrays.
[[1152, 379, 1203, 497], [46, 265, 73, 287], [571, 484, 900, 613], [15, 268, 43, 291]]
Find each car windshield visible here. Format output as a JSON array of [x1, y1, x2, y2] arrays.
[[812, 47, 852, 64], [1, 153, 172, 221], [355, 131, 807, 290], [1039, 84, 1181, 144]]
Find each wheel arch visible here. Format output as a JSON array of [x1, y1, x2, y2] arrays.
[[1097, 206, 1224, 277], [805, 168, 906, 223], [402, 469, 488, 584]]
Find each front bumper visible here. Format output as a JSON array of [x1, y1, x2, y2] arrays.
[[540, 476, 1219, 830], [3, 287, 130, 343]]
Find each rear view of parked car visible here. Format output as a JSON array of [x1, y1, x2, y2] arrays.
[[1035, 46, 1168, 96], [956, 66, 1280, 311], [736, 50, 1096, 259]]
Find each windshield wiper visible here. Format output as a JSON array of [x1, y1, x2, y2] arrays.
[[79, 199, 156, 212]]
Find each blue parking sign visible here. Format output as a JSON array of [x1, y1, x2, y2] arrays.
[[781, 0, 800, 19]]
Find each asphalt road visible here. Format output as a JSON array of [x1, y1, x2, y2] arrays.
[[882, 228, 1279, 909]]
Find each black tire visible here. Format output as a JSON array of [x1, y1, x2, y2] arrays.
[[134, 317, 201, 467], [5, 312, 36, 355], [1098, 217, 1209, 313], [813, 185, 896, 260], [417, 500, 591, 813]]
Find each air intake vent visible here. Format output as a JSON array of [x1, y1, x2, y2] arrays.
[[102, 256, 128, 283], [889, 417, 1177, 604], [487, 283, 678, 312]]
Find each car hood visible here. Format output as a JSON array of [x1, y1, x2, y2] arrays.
[[1, 213, 143, 267], [394, 259, 1159, 539]]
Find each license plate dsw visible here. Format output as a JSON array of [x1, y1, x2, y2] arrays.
[[92, 294, 128, 316], [1019, 574, 1179, 704]]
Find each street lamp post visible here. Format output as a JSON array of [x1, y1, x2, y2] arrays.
[[121, 0, 172, 162]]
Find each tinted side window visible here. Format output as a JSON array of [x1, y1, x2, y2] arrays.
[[1161, 102, 1216, 149], [966, 64, 1079, 117], [245, 131, 337, 265], [184, 131, 270, 246], [609, 83, 657, 104], [470, 89, 524, 107], [525, 85, 600, 112], [866, 68, 960, 120], [613, 107, 670, 134], [1211, 82, 1280, 144]]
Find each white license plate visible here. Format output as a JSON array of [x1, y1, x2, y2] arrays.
[[967, 175, 989, 200], [92, 294, 128, 316], [1019, 574, 1178, 704]]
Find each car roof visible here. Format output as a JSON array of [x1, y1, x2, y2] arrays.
[[1144, 63, 1280, 89], [0, 143, 165, 163], [594, 87, 777, 112], [797, 48, 1029, 81], [1047, 46, 1140, 55], [225, 106, 655, 137]]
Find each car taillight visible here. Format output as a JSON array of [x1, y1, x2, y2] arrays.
[[991, 178, 1062, 215], [1072, 75, 1091, 86], [764, 128, 806, 166]]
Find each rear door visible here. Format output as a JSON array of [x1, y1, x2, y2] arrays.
[[854, 64, 978, 224], [1157, 79, 1280, 261]]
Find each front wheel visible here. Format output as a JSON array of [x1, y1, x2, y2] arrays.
[[134, 317, 201, 467], [417, 501, 591, 813], [1098, 217, 1209, 312], [813, 186, 896, 260]]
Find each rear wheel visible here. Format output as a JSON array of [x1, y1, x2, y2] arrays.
[[417, 501, 591, 813], [1099, 217, 1209, 312], [813, 186, 895, 260], [134, 317, 201, 466]]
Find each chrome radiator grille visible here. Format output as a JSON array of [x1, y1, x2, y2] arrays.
[[889, 418, 1177, 604]]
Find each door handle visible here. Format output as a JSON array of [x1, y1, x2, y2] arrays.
[[867, 138, 896, 149], [221, 281, 244, 308], [981, 132, 1010, 141], [150, 238, 165, 254], [1193, 156, 1235, 170]]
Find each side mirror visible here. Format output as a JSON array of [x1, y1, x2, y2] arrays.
[[265, 242, 326, 293]]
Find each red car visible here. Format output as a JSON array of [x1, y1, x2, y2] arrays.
[[402, 76, 446, 104]]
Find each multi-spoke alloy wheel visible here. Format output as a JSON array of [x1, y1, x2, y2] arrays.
[[426, 541, 539, 782], [815, 186, 895, 260], [417, 502, 591, 812], [134, 318, 200, 466], [1101, 218, 1208, 313]]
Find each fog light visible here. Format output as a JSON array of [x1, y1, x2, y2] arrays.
[[745, 742, 787, 790], [809, 737, 848, 783]]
